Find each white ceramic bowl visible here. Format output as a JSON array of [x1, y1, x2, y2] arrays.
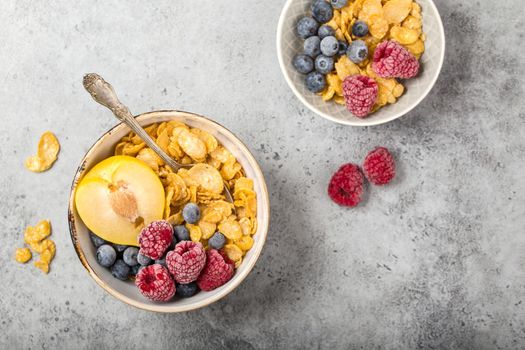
[[276, 0, 445, 126], [68, 110, 270, 312]]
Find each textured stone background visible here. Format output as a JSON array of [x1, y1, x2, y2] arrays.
[[0, 1, 524, 349]]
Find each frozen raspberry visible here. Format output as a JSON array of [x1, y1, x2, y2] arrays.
[[166, 241, 206, 283], [342, 75, 378, 118], [135, 264, 176, 302], [327, 163, 364, 207], [138, 220, 173, 260], [372, 41, 419, 79], [363, 147, 396, 185], [197, 249, 235, 291]]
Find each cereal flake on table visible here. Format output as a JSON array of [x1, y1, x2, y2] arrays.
[[25, 131, 60, 172], [14, 220, 56, 273]]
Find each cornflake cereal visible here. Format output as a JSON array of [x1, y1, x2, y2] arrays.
[[114, 121, 258, 266], [311, 0, 425, 114], [15, 220, 56, 273], [15, 248, 32, 263], [25, 132, 60, 172]]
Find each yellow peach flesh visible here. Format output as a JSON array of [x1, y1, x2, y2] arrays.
[[75, 156, 165, 246]]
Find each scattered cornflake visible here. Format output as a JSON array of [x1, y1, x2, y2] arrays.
[[25, 132, 60, 172]]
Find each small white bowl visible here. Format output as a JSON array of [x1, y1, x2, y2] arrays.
[[276, 0, 445, 126], [68, 110, 270, 312]]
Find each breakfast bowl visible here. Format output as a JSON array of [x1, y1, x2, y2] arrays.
[[68, 110, 270, 312], [276, 0, 445, 126]]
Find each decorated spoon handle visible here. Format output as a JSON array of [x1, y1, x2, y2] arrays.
[[82, 73, 181, 171]]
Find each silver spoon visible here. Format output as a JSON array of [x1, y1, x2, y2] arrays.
[[82, 73, 234, 204]]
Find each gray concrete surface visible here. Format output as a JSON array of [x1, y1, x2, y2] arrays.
[[1, 1, 524, 349]]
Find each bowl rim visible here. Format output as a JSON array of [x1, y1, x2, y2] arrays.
[[68, 110, 270, 313], [276, 0, 446, 126]]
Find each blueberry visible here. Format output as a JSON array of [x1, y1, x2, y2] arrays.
[[173, 225, 190, 242], [176, 282, 199, 298], [318, 25, 335, 39], [305, 71, 326, 93], [311, 0, 333, 23], [347, 40, 368, 63], [111, 259, 131, 281], [338, 40, 348, 56], [113, 244, 128, 254], [315, 55, 335, 74], [96, 244, 116, 267], [123, 247, 139, 266], [137, 252, 152, 266], [182, 203, 201, 224], [352, 21, 369, 37], [208, 232, 226, 250], [130, 264, 142, 276], [292, 54, 314, 74], [89, 232, 106, 248], [330, 0, 348, 9], [296, 17, 319, 39], [320, 36, 339, 57], [303, 36, 321, 58]]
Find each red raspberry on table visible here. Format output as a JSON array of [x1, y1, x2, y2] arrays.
[[363, 147, 396, 185], [138, 220, 173, 260], [135, 264, 176, 302], [327, 163, 364, 207], [342, 75, 378, 118], [166, 241, 206, 283], [197, 249, 234, 291], [372, 40, 419, 79]]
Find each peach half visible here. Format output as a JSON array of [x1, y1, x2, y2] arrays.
[[75, 155, 165, 246]]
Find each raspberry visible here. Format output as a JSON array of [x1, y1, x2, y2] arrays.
[[342, 75, 378, 118], [135, 264, 176, 302], [327, 163, 364, 207], [138, 221, 173, 260], [372, 41, 419, 79], [197, 249, 235, 291], [166, 241, 206, 283], [363, 147, 396, 185]]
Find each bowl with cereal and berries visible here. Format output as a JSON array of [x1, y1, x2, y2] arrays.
[[68, 110, 270, 312], [277, 0, 445, 126]]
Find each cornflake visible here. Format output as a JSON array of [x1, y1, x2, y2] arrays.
[[25, 132, 60, 172], [187, 164, 224, 195], [16, 220, 56, 273], [223, 244, 243, 262], [383, 0, 412, 24], [15, 248, 32, 263], [235, 235, 254, 251]]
